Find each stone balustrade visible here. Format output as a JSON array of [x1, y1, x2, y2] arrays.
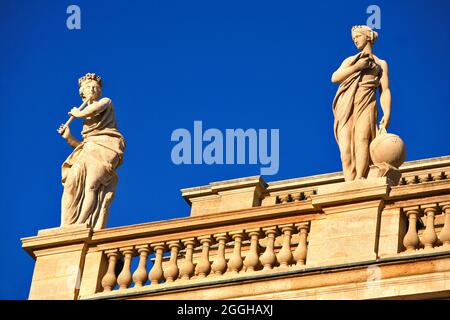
[[97, 222, 311, 293], [402, 201, 450, 252]]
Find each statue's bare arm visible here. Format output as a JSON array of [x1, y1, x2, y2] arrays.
[[57, 125, 80, 148], [77, 97, 111, 118], [65, 132, 81, 148], [378, 59, 391, 129]]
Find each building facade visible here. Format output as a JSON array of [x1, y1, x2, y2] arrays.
[[22, 155, 450, 299]]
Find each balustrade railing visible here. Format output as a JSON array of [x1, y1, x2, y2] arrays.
[[98, 222, 311, 293], [402, 201, 450, 252], [83, 156, 450, 298], [96, 197, 450, 295]]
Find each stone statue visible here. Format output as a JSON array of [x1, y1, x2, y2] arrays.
[[57, 73, 125, 230], [331, 25, 391, 182]]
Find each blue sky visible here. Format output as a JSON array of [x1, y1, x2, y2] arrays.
[[0, 0, 449, 299]]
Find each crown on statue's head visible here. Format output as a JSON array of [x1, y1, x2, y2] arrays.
[[78, 73, 102, 88]]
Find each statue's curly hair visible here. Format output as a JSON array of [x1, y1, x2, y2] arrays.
[[78, 73, 102, 88], [351, 25, 378, 43]]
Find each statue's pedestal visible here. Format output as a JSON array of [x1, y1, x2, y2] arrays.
[[368, 162, 402, 185], [22, 224, 93, 300], [37, 223, 90, 236], [307, 177, 391, 267]]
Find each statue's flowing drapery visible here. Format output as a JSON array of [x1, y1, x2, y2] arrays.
[[61, 99, 125, 230], [332, 52, 381, 174]]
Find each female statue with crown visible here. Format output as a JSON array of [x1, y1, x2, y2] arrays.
[[331, 25, 391, 182], [57, 73, 125, 230]]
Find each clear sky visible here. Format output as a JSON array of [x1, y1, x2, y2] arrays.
[[0, 0, 449, 299]]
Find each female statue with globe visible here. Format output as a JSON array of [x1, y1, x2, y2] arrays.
[[331, 25, 394, 182]]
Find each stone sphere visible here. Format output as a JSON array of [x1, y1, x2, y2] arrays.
[[370, 133, 406, 168]]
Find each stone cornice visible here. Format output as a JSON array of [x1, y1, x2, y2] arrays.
[[181, 176, 267, 200], [311, 177, 391, 208], [21, 224, 92, 259]]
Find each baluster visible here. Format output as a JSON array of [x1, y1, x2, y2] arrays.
[[277, 224, 295, 268], [292, 193, 302, 202], [149, 243, 165, 285], [260, 227, 278, 270], [101, 250, 119, 292], [243, 229, 261, 272], [293, 222, 310, 266], [195, 236, 212, 278], [228, 231, 244, 274], [132, 245, 151, 287], [211, 233, 228, 276], [403, 206, 420, 252], [421, 204, 438, 249], [117, 247, 134, 289], [439, 202, 450, 247], [179, 238, 196, 280], [164, 240, 181, 283]]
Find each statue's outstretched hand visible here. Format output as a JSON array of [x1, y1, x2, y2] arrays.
[[57, 124, 71, 139]]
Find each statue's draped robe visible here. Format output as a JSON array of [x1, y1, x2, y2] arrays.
[[332, 52, 381, 176], [61, 98, 125, 230]]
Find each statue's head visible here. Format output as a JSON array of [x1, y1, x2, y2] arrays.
[[351, 25, 378, 51], [78, 73, 102, 101]]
